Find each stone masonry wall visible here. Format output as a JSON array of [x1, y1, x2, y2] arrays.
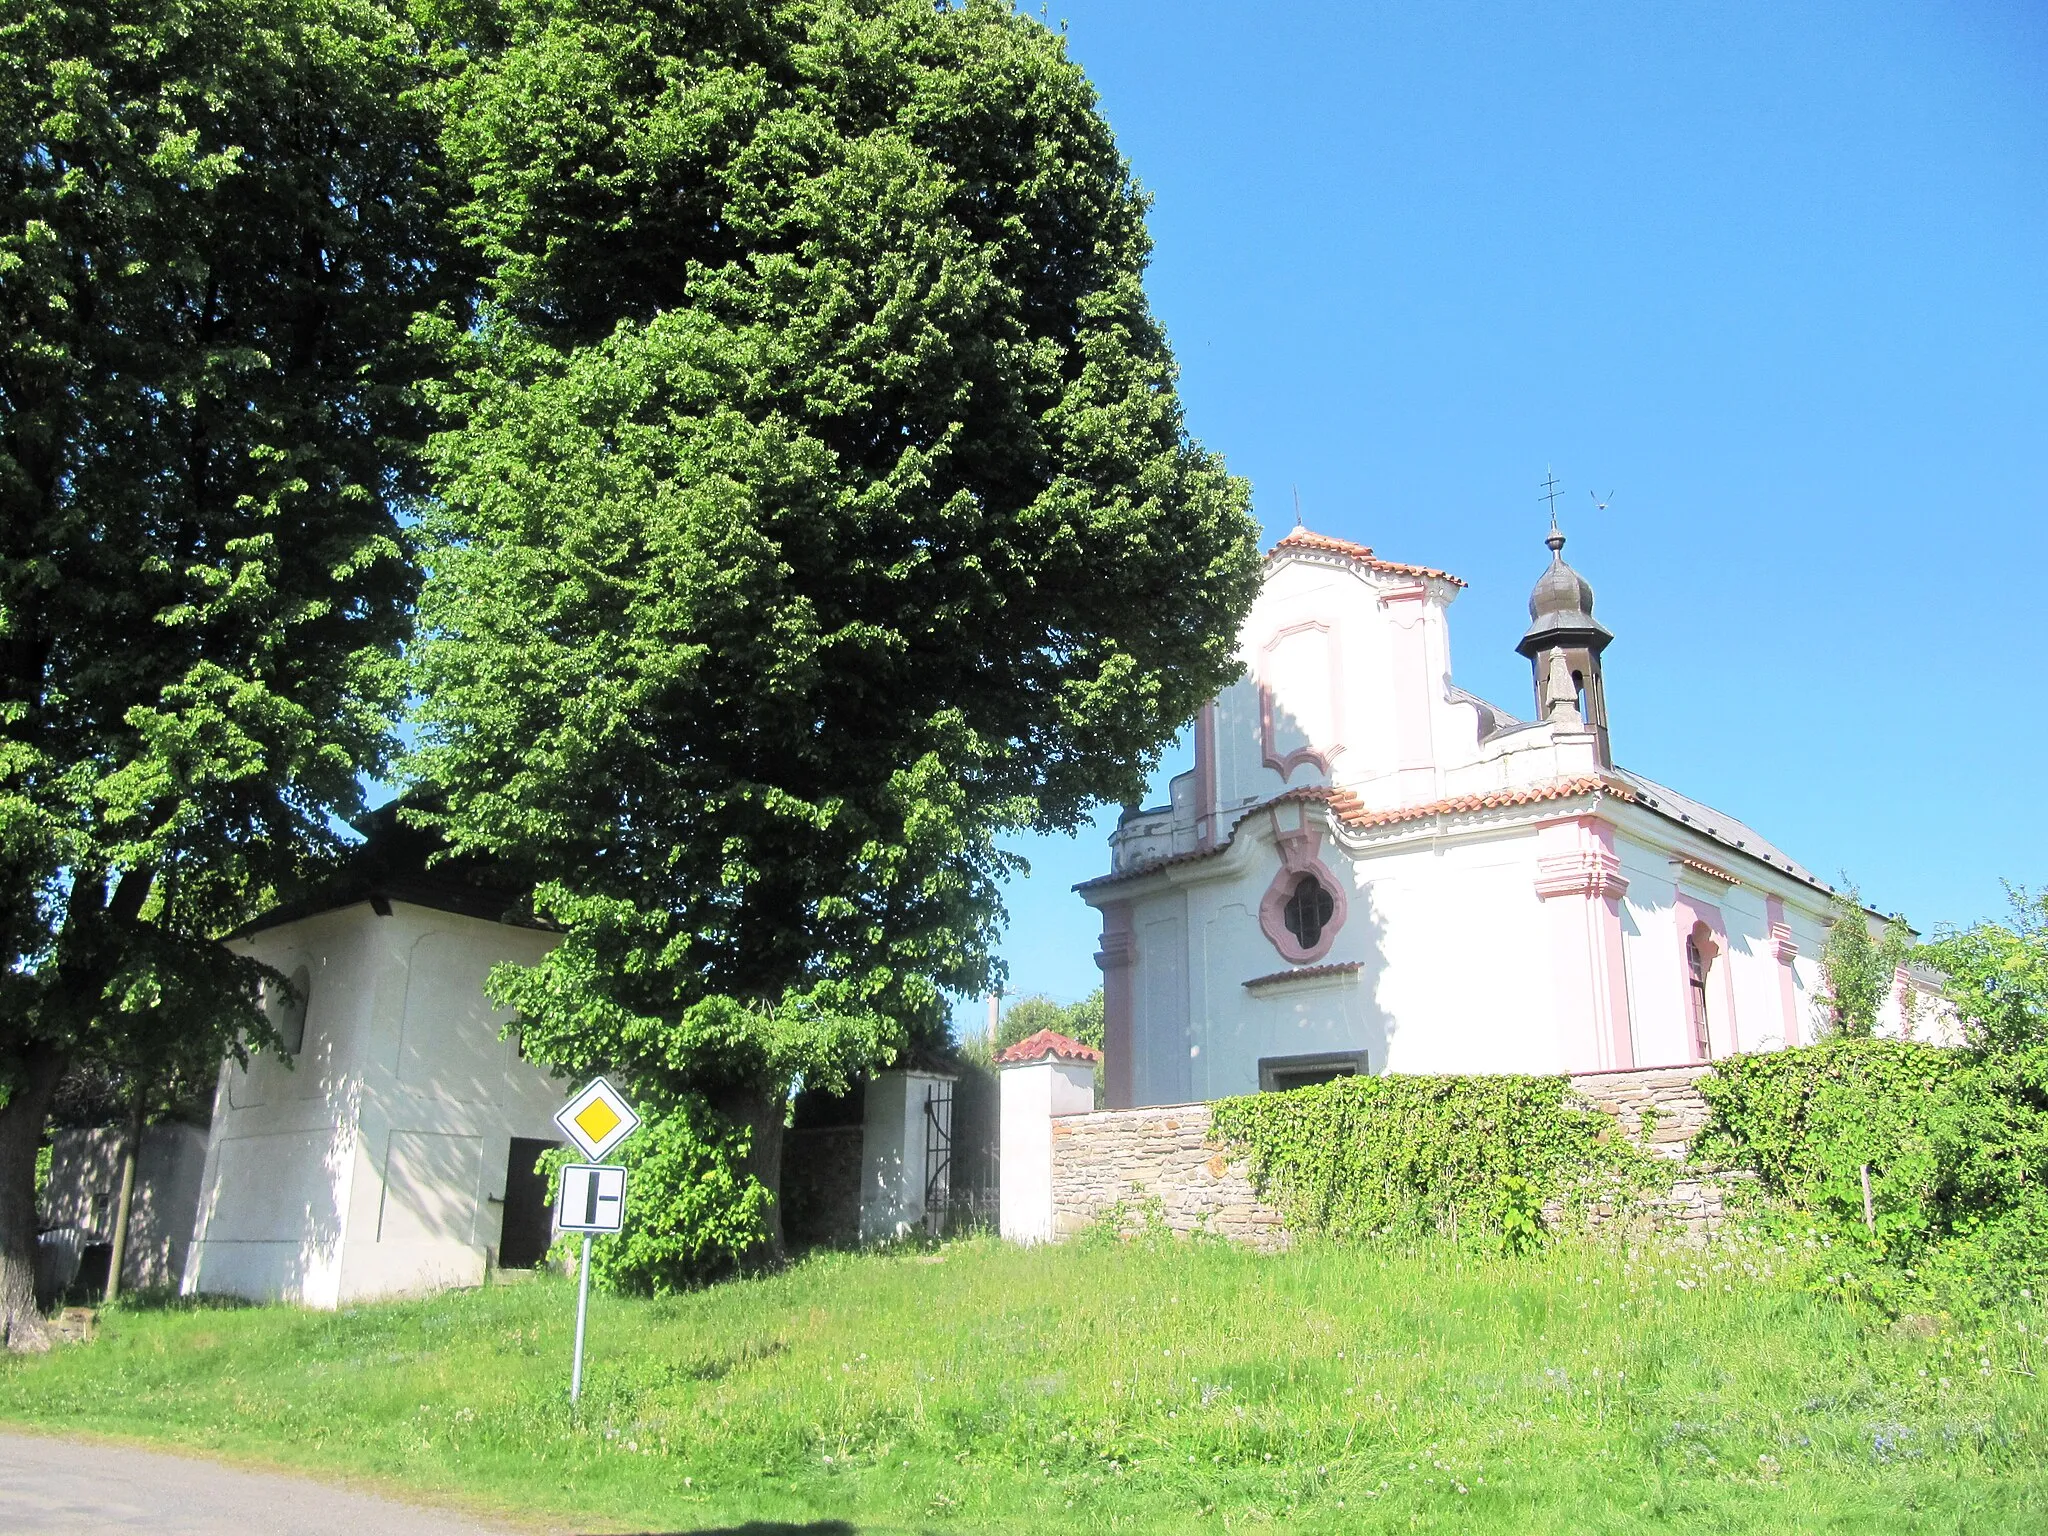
[[1046, 1063, 1733, 1248], [1050, 1103, 1286, 1248]]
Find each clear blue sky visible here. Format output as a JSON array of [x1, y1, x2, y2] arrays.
[[967, 0, 2048, 1029]]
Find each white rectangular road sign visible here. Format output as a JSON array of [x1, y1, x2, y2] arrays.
[[557, 1163, 628, 1233]]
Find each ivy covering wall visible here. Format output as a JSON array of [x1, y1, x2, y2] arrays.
[[1209, 1074, 1654, 1248], [1205, 1041, 2048, 1313]]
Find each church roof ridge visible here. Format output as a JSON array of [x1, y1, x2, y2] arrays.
[[1269, 526, 1468, 588]]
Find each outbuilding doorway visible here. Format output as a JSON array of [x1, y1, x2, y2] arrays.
[[498, 1137, 560, 1269]]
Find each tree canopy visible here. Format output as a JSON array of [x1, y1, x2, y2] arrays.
[[1813, 885, 1917, 1039], [411, 0, 1261, 1279], [0, 0, 459, 1347], [997, 989, 1105, 1053], [1923, 885, 2048, 1053]]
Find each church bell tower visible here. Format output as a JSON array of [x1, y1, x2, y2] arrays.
[[1515, 522, 1614, 768]]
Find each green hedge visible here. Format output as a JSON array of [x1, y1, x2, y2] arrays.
[[1695, 1037, 2048, 1297], [1209, 1073, 1654, 1248]]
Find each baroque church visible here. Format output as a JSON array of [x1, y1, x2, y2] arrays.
[[1078, 522, 1943, 1108]]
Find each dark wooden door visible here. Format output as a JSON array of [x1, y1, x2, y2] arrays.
[[498, 1137, 560, 1269]]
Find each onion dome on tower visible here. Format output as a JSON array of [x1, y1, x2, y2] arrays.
[[1515, 522, 1615, 767]]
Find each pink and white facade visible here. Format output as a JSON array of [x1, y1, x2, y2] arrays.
[[1079, 525, 1943, 1108]]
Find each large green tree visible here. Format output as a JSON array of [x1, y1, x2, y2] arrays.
[[0, 0, 458, 1347], [411, 0, 1260, 1282]]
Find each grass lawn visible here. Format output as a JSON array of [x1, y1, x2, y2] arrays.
[[3, 1234, 2045, 1533]]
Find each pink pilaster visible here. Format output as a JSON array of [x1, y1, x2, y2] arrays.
[[1765, 895, 1801, 1046], [1194, 702, 1218, 848], [1095, 902, 1137, 1109], [1381, 585, 1433, 773], [1533, 815, 1634, 1071]]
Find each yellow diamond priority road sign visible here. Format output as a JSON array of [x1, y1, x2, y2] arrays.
[[554, 1076, 641, 1162]]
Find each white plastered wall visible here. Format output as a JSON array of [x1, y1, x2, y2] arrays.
[[998, 1057, 1096, 1244], [858, 1070, 956, 1243], [1210, 554, 1491, 831], [1111, 810, 1578, 1104], [183, 901, 566, 1307]]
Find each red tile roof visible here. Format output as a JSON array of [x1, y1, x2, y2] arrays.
[[1333, 775, 1634, 830], [1269, 527, 1468, 588], [1242, 961, 1365, 989], [1074, 777, 1630, 892], [995, 1029, 1104, 1066], [1072, 785, 1361, 891]]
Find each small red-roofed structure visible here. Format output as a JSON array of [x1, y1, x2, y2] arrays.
[[995, 1028, 1103, 1067]]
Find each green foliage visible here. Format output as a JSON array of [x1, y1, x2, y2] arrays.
[[1923, 884, 2048, 1053], [409, 0, 1260, 1279], [1491, 1174, 1545, 1257], [1696, 1037, 2048, 1307], [0, 0, 459, 1339], [1210, 1074, 1654, 1251], [8, 1240, 2047, 1531], [538, 1104, 774, 1293], [997, 988, 1105, 1052], [1815, 884, 1917, 1037]]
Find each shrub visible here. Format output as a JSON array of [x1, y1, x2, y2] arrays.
[[541, 1100, 775, 1294], [1922, 884, 2048, 1052], [1695, 1037, 2048, 1304]]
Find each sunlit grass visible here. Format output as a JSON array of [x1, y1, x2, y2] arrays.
[[5, 1233, 2045, 1532]]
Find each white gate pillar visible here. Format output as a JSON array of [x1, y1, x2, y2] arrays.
[[859, 1069, 957, 1243], [997, 1031, 1100, 1244]]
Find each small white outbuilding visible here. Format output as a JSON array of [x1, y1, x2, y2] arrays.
[[182, 815, 571, 1307], [179, 810, 974, 1306]]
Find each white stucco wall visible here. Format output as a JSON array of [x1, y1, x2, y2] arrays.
[[998, 1057, 1097, 1244], [183, 900, 567, 1307], [858, 1070, 957, 1243]]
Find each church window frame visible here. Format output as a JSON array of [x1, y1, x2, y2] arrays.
[[1686, 927, 1714, 1061], [1282, 873, 1335, 951], [1257, 852, 1347, 966]]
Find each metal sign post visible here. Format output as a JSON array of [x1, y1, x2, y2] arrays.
[[572, 1232, 592, 1402], [553, 1080, 641, 1405]]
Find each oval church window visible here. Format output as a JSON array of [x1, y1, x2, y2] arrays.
[[1282, 874, 1335, 950]]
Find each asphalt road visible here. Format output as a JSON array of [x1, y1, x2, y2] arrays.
[[0, 1432, 520, 1536]]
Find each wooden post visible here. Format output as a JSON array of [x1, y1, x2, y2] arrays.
[[1860, 1163, 1875, 1235], [103, 1086, 147, 1305]]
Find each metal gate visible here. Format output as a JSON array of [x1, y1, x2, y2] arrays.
[[921, 1080, 953, 1236]]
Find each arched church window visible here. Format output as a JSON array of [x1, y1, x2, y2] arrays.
[[1282, 874, 1335, 950], [1686, 933, 1712, 1060]]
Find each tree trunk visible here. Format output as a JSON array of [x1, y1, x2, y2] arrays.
[[713, 1085, 786, 1265], [104, 1084, 148, 1305], [0, 1043, 68, 1351]]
